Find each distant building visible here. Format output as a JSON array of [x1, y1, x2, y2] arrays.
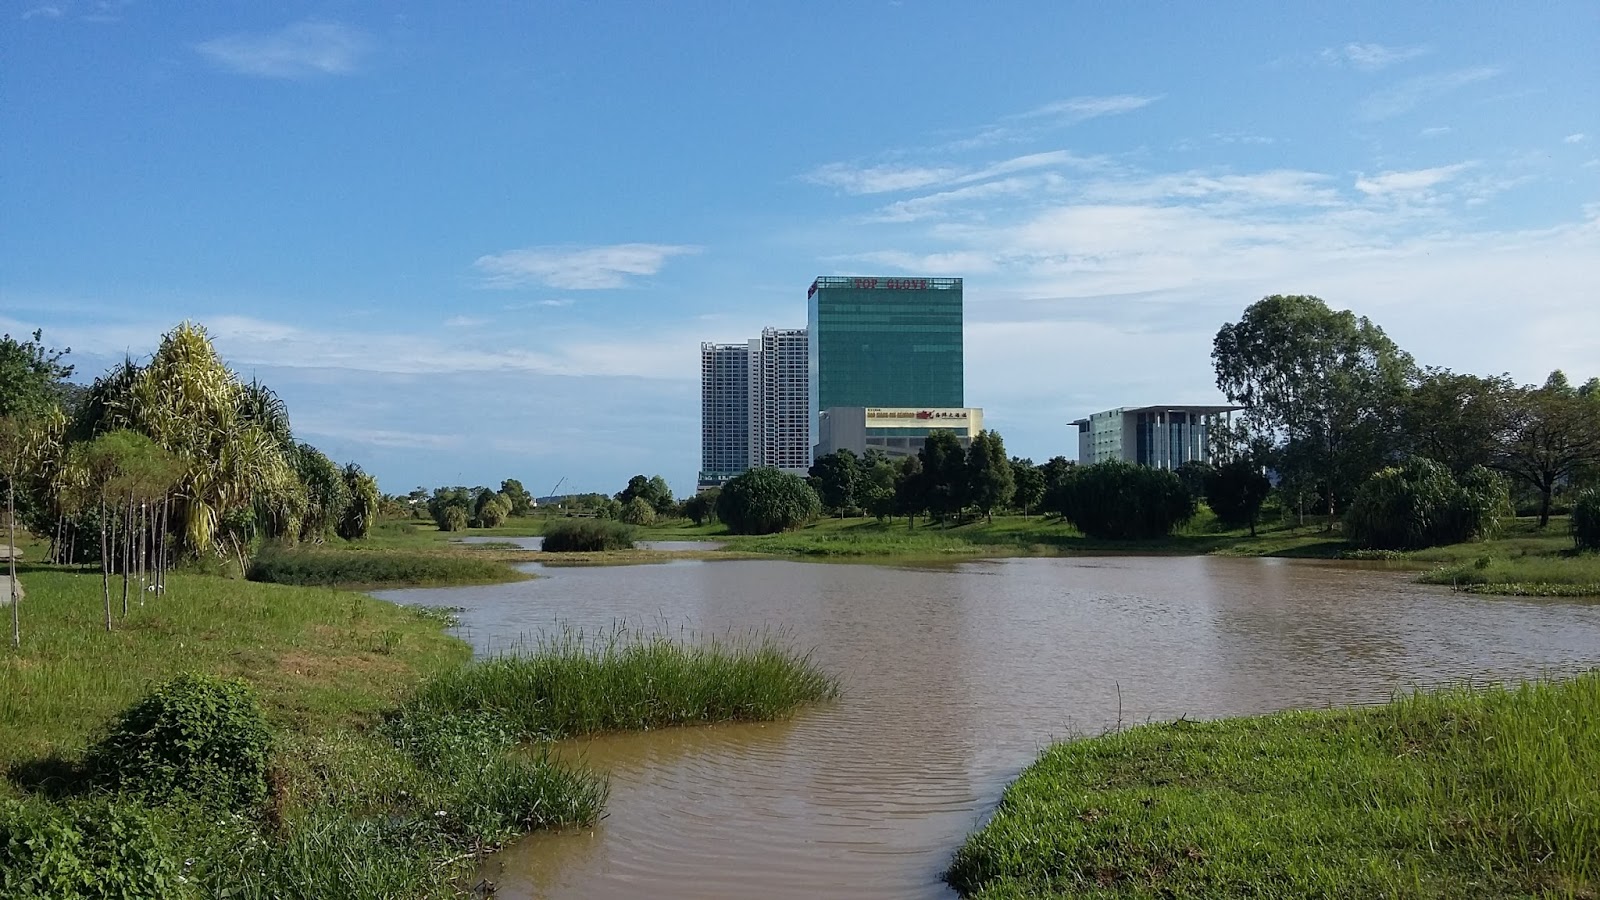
[[807, 276, 963, 451], [1072, 405, 1239, 469], [699, 328, 811, 491], [750, 328, 810, 475], [816, 406, 984, 460], [699, 342, 753, 490]]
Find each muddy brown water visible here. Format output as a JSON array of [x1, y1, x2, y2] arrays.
[[377, 555, 1600, 899]]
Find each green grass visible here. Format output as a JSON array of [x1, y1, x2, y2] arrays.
[[245, 545, 529, 588], [1418, 552, 1600, 597], [406, 626, 840, 741], [948, 674, 1600, 899], [0, 566, 468, 766]]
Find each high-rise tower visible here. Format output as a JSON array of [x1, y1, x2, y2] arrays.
[[807, 275, 963, 447], [699, 341, 752, 489], [750, 327, 810, 474]]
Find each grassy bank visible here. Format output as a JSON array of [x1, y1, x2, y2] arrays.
[[407, 627, 839, 741], [1, 563, 838, 897], [948, 674, 1600, 898]]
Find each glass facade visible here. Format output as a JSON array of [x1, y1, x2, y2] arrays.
[[1073, 406, 1237, 469], [807, 276, 963, 441]]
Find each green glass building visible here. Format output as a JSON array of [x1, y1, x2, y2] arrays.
[[807, 275, 964, 444]]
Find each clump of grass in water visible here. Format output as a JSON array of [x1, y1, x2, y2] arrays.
[[540, 519, 635, 552], [947, 673, 1600, 898], [246, 546, 520, 588], [1419, 551, 1600, 596], [405, 625, 839, 740]]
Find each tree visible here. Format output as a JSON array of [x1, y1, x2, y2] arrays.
[[858, 456, 898, 522], [337, 464, 380, 540], [919, 431, 969, 524], [290, 443, 348, 542], [966, 430, 1014, 522], [616, 474, 674, 514], [0, 329, 74, 420], [1401, 369, 1517, 476], [1039, 457, 1076, 519], [620, 496, 656, 526], [428, 487, 472, 531], [126, 323, 298, 558], [1345, 459, 1507, 550], [1213, 295, 1414, 529], [1203, 457, 1271, 536], [500, 478, 535, 517], [716, 467, 820, 535], [1, 410, 66, 648], [683, 489, 719, 526], [1174, 460, 1213, 502], [1572, 488, 1600, 550], [1493, 376, 1600, 527], [893, 455, 925, 527], [1009, 458, 1045, 517], [809, 449, 860, 516], [1053, 461, 1196, 540]]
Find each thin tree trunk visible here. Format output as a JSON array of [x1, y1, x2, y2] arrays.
[[122, 494, 132, 618], [9, 484, 19, 651], [1539, 484, 1553, 528], [101, 498, 111, 631], [138, 502, 147, 605]]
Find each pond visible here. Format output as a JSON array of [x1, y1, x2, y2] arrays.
[[378, 555, 1600, 899], [453, 536, 726, 552]]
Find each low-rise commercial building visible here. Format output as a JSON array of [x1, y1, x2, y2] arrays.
[[1072, 405, 1238, 469], [816, 406, 984, 460]]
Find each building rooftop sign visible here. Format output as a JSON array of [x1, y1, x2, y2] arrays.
[[808, 275, 963, 298]]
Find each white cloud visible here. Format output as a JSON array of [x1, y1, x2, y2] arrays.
[[473, 243, 700, 289], [1354, 162, 1475, 196], [1016, 95, 1161, 122], [1321, 42, 1429, 71], [804, 163, 962, 195], [196, 21, 369, 79], [1359, 67, 1502, 120], [1419, 126, 1452, 138], [444, 315, 489, 328], [21, 5, 64, 19], [1565, 133, 1587, 144]]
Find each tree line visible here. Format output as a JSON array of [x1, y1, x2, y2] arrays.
[[0, 324, 381, 647]]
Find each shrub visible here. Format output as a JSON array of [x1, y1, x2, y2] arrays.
[[541, 519, 635, 552], [620, 496, 656, 526], [683, 488, 719, 526], [0, 798, 187, 900], [441, 505, 469, 532], [84, 673, 273, 811], [1574, 488, 1600, 551], [1050, 461, 1196, 540], [473, 494, 511, 529], [1346, 459, 1507, 551], [1204, 458, 1271, 535], [717, 467, 821, 535]]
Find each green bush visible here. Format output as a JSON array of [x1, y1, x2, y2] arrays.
[[1346, 459, 1507, 551], [0, 798, 188, 900], [1050, 461, 1196, 540], [1574, 488, 1600, 551], [441, 505, 469, 532], [716, 467, 821, 535], [620, 496, 656, 526], [541, 519, 635, 552], [84, 673, 273, 811], [1204, 458, 1271, 534]]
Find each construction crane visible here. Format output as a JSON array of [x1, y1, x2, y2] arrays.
[[545, 476, 567, 509]]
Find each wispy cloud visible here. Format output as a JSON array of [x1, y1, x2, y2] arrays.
[[1565, 133, 1587, 144], [1419, 126, 1452, 138], [804, 163, 963, 195], [196, 21, 369, 79], [1321, 42, 1429, 71], [1359, 66, 1502, 120], [1016, 94, 1161, 122], [1355, 162, 1476, 197], [473, 243, 700, 290], [21, 5, 64, 19]]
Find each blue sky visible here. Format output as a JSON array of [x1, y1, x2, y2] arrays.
[[4, 2, 1597, 497]]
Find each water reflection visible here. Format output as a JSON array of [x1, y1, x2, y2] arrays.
[[377, 556, 1600, 899]]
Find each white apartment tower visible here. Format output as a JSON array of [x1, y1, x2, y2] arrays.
[[750, 327, 810, 474], [698, 328, 810, 490], [699, 342, 752, 489]]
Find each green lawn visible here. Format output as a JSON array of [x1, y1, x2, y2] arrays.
[[949, 675, 1600, 898]]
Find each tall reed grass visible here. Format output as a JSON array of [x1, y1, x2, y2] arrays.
[[246, 546, 522, 588], [406, 626, 839, 740]]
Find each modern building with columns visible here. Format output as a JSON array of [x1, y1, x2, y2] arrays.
[[1072, 405, 1240, 469]]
